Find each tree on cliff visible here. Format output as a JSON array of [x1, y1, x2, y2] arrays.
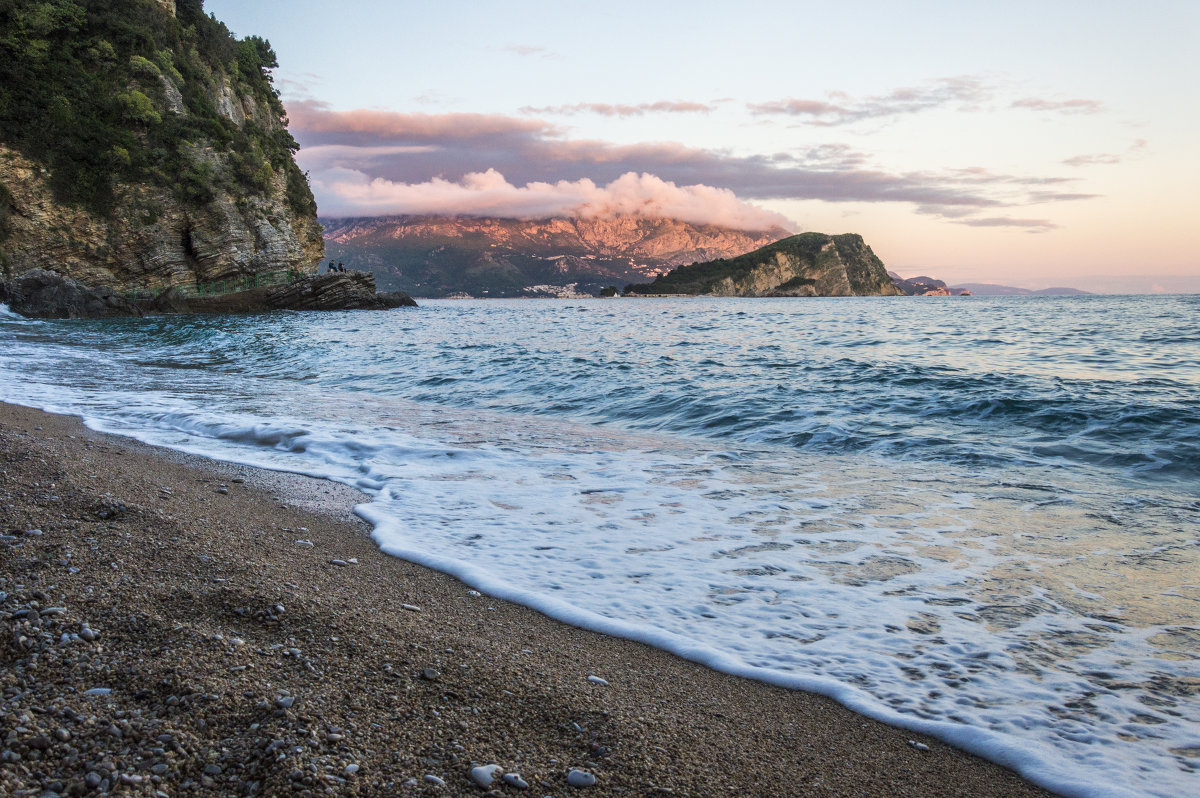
[[0, 0, 314, 218]]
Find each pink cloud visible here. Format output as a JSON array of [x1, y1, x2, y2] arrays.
[[1012, 97, 1104, 114], [287, 100, 557, 141], [519, 101, 714, 117], [313, 169, 791, 231]]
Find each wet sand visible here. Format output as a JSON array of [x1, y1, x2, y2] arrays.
[[0, 401, 1054, 796]]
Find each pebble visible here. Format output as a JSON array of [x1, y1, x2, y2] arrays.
[[83, 687, 112, 696], [344, 764, 360, 777], [330, 559, 349, 567], [908, 740, 930, 752], [295, 539, 314, 547], [421, 668, 441, 681], [401, 603, 421, 612], [424, 774, 446, 786], [469, 764, 502, 788], [275, 695, 295, 709], [215, 487, 228, 495], [586, 675, 608, 686], [79, 625, 99, 642], [503, 772, 530, 789], [567, 769, 596, 787]]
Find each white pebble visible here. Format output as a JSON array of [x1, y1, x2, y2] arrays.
[[401, 604, 421, 612], [908, 740, 930, 751], [503, 772, 530, 789], [567, 769, 596, 787], [423, 774, 445, 786], [586, 675, 608, 686], [83, 687, 112, 696], [469, 764, 502, 787], [295, 539, 314, 547]]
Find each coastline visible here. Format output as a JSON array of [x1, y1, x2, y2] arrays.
[[0, 401, 1053, 797]]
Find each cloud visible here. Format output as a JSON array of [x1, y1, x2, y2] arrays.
[[288, 101, 1093, 226], [1062, 139, 1147, 167], [313, 169, 792, 230], [1062, 152, 1122, 167], [504, 44, 557, 58], [520, 101, 714, 117], [1012, 97, 1104, 114], [953, 216, 1059, 232], [748, 77, 990, 125]]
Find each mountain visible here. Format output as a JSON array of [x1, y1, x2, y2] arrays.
[[887, 271, 972, 296], [0, 0, 323, 297], [321, 215, 788, 297], [627, 232, 901, 297], [948, 283, 1090, 296]]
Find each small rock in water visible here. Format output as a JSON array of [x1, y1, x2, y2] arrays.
[[503, 772, 530, 789], [567, 768, 597, 787], [469, 764, 502, 788], [423, 774, 445, 786], [586, 675, 608, 686]]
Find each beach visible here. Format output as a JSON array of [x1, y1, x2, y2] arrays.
[[0, 401, 1054, 796]]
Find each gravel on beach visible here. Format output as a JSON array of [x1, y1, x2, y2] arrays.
[[0, 402, 1054, 797]]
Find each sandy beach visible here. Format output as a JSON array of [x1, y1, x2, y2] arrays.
[[0, 401, 1054, 797]]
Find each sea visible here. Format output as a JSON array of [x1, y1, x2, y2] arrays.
[[1, 295, 1197, 798]]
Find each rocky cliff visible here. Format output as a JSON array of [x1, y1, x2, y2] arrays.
[[629, 233, 902, 297], [321, 215, 788, 297], [0, 0, 324, 299]]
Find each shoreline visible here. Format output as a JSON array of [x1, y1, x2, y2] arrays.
[[0, 401, 1054, 796]]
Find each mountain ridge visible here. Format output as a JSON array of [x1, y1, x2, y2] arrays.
[[321, 215, 789, 297]]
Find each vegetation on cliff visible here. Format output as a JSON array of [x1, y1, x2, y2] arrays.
[[0, 0, 315, 221], [626, 232, 901, 297]]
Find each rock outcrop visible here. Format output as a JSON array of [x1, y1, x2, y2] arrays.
[[1, 269, 416, 317], [321, 215, 789, 297], [0, 269, 142, 319], [628, 233, 902, 297]]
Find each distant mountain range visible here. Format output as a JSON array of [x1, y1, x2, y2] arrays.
[[947, 283, 1090, 296], [322, 215, 788, 298], [887, 272, 1089, 297]]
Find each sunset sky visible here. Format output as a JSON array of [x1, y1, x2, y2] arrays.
[[206, 0, 1198, 292]]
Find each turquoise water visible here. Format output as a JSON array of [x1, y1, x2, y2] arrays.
[[2, 296, 1197, 797]]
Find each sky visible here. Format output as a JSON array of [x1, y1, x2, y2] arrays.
[[204, 0, 1199, 292]]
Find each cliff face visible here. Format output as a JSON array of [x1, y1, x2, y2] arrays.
[[0, 1, 323, 293], [321, 215, 788, 297], [0, 144, 324, 292], [630, 233, 902, 297]]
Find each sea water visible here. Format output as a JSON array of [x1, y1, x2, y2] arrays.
[[1, 296, 1197, 798]]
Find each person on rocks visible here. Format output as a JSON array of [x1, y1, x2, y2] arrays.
[[338, 261, 346, 272]]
